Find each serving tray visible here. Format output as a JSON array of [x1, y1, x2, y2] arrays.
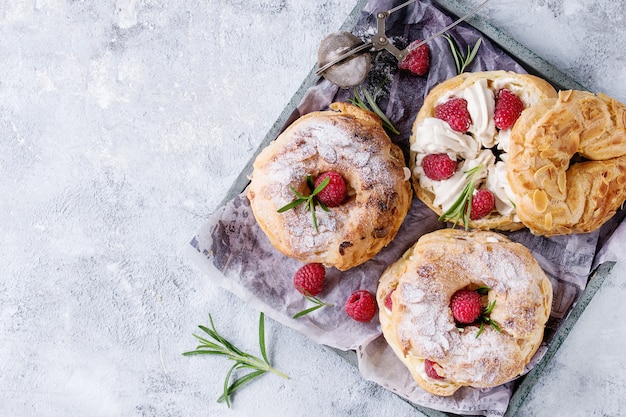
[[199, 1, 618, 415]]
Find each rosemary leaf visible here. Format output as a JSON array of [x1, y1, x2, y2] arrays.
[[310, 176, 330, 197], [276, 198, 305, 213], [464, 37, 482, 72], [439, 164, 484, 229], [309, 198, 319, 231], [484, 299, 497, 315], [349, 88, 367, 109], [489, 318, 502, 333], [276, 175, 330, 231], [362, 89, 400, 134], [217, 369, 268, 405], [350, 87, 400, 134], [290, 186, 307, 200], [306, 174, 315, 191], [293, 291, 334, 319], [475, 297, 501, 338], [258, 312, 269, 365], [292, 304, 326, 319], [182, 349, 222, 356], [476, 322, 486, 338], [443, 34, 462, 74], [443, 34, 483, 74], [475, 286, 490, 295]]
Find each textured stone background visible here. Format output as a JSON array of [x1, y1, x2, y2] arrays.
[[1, 1, 625, 416]]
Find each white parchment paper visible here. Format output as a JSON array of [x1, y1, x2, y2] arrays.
[[189, 0, 626, 415]]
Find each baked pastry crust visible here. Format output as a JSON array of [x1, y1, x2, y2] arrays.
[[377, 228, 553, 396], [247, 102, 412, 271], [409, 70, 558, 231], [507, 90, 626, 236]]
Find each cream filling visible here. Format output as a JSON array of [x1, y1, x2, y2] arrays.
[[486, 161, 516, 216], [412, 118, 479, 160], [412, 79, 528, 217], [408, 356, 456, 388], [464, 79, 497, 148]]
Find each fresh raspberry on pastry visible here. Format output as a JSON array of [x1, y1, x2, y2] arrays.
[[449, 289, 482, 324], [494, 88, 525, 129], [469, 189, 495, 220], [383, 288, 395, 310], [421, 153, 458, 180], [314, 171, 347, 207], [434, 97, 472, 132]]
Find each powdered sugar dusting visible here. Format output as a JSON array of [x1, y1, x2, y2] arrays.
[[393, 230, 551, 386], [249, 108, 411, 267]]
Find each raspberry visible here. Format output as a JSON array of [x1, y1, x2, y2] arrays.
[[422, 153, 458, 180], [293, 263, 326, 296], [345, 290, 377, 322], [494, 89, 525, 130], [469, 189, 495, 220], [398, 40, 430, 76], [450, 289, 482, 324], [314, 171, 347, 207], [424, 359, 444, 380], [434, 97, 472, 132], [384, 288, 395, 311]]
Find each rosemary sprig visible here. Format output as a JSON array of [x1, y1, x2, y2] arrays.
[[443, 34, 483, 74], [476, 299, 501, 338], [277, 174, 329, 231], [439, 164, 484, 229], [350, 87, 400, 134], [183, 313, 288, 407], [293, 290, 334, 319]]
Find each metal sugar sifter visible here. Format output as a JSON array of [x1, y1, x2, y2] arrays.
[[316, 0, 493, 88]]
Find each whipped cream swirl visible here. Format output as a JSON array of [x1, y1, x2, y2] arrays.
[[412, 79, 524, 216]]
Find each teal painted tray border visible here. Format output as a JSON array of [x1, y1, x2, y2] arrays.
[[217, 1, 609, 415], [503, 262, 615, 417]]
